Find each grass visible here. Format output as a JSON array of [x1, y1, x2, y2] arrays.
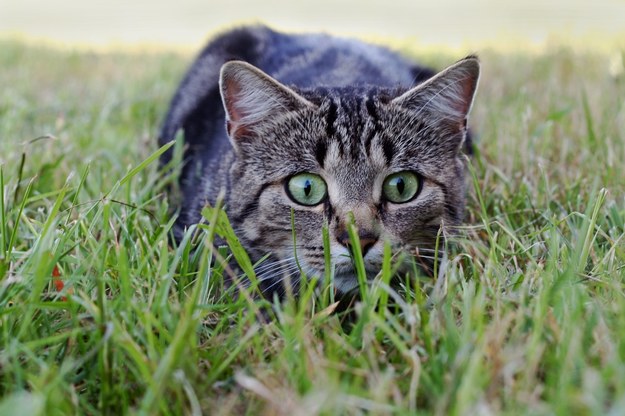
[[0, 38, 624, 415]]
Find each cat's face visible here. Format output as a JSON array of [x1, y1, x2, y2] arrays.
[[220, 58, 479, 295]]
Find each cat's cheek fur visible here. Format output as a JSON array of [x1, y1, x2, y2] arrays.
[[382, 186, 446, 237], [257, 188, 326, 247]]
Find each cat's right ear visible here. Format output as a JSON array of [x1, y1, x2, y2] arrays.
[[219, 61, 315, 141]]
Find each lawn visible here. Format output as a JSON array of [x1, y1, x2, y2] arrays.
[[0, 38, 624, 415]]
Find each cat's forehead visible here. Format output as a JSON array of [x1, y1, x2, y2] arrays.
[[312, 90, 400, 169], [243, 86, 450, 181]]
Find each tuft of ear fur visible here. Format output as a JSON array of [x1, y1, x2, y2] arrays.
[[219, 61, 316, 140], [391, 56, 480, 130]]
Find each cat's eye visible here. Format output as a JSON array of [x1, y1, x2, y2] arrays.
[[286, 173, 327, 206], [383, 171, 421, 203]]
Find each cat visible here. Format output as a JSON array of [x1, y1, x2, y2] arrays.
[[159, 25, 480, 298]]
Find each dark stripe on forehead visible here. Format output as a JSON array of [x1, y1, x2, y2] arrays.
[[364, 129, 376, 158], [364, 94, 379, 156], [350, 99, 362, 160], [327, 98, 345, 156], [325, 99, 337, 138], [365, 94, 378, 120], [382, 139, 395, 165], [315, 140, 327, 168]]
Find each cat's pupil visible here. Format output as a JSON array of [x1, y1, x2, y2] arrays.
[[304, 180, 312, 196], [396, 178, 405, 195]]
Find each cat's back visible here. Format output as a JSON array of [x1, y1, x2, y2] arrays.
[[248, 27, 420, 88]]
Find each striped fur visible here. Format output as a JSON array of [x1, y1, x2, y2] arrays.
[[159, 26, 480, 297]]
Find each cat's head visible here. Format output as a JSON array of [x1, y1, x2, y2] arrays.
[[219, 57, 480, 296]]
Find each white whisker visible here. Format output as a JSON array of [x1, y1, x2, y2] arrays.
[[264, 265, 304, 295], [254, 256, 296, 273], [257, 263, 301, 282]]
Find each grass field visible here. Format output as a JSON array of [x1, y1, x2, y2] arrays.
[[0, 38, 624, 415]]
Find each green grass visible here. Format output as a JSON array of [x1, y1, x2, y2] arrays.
[[0, 39, 624, 415]]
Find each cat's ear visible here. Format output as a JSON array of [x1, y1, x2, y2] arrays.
[[392, 56, 480, 129], [219, 61, 315, 140]]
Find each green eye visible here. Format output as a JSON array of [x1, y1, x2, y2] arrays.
[[383, 171, 420, 203], [286, 173, 327, 206]]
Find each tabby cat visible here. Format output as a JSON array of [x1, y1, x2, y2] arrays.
[[159, 26, 480, 298]]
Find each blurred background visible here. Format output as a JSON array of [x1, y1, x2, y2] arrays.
[[1, 0, 624, 51]]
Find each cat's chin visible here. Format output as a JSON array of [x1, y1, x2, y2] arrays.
[[333, 274, 360, 294], [331, 267, 380, 295]]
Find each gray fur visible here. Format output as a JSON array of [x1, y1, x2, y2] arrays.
[[159, 26, 480, 297]]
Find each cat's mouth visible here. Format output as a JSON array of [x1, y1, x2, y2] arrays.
[[331, 263, 379, 294]]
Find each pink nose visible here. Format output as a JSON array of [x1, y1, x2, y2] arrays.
[[337, 231, 378, 257]]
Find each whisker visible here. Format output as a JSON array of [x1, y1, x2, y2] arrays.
[[257, 262, 301, 282], [254, 256, 296, 273], [265, 266, 304, 295], [234, 260, 300, 291]]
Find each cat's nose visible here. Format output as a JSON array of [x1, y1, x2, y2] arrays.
[[337, 231, 378, 257]]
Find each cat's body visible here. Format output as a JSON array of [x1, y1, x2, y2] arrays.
[[159, 26, 479, 297]]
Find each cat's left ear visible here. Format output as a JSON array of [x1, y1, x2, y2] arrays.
[[392, 56, 480, 131], [219, 61, 316, 141]]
